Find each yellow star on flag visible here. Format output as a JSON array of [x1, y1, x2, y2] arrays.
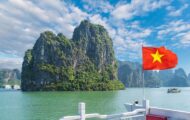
[[151, 50, 164, 63]]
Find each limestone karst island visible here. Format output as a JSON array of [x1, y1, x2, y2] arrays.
[[21, 20, 125, 91]]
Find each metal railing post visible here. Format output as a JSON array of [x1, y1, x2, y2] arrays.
[[78, 102, 85, 120], [142, 99, 150, 120], [142, 99, 149, 115]]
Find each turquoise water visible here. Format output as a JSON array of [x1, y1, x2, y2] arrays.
[[0, 88, 190, 120]]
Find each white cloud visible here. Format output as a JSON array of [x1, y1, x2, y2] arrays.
[[0, 0, 88, 53], [0, 58, 23, 70], [157, 20, 190, 47], [82, 0, 113, 13], [0, 0, 89, 69], [167, 4, 188, 17], [112, 4, 134, 20], [114, 38, 142, 60], [127, 29, 152, 39], [0, 0, 157, 69], [112, 0, 170, 20], [181, 32, 190, 44], [113, 22, 151, 60], [158, 20, 190, 37]]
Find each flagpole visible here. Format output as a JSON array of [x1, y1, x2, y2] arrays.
[[142, 69, 145, 100], [142, 45, 145, 100]]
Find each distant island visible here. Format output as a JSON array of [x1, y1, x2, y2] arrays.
[[0, 69, 21, 89], [1, 61, 188, 90], [1, 61, 189, 90], [21, 20, 125, 91], [118, 61, 190, 87]]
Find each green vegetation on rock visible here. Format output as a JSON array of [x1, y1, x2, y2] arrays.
[[21, 20, 124, 91]]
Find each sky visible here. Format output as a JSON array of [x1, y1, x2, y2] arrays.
[[0, 0, 190, 74]]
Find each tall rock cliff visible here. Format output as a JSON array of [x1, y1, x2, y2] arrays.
[[21, 20, 124, 91]]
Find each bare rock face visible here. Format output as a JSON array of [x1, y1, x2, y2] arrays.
[[21, 20, 124, 91]]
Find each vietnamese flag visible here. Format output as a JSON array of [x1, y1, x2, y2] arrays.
[[142, 46, 178, 70]]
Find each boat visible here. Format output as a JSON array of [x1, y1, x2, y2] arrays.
[[4, 85, 12, 89], [60, 99, 190, 120], [167, 88, 181, 93], [0, 85, 21, 91], [13, 85, 21, 90]]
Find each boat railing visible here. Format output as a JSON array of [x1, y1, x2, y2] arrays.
[[61, 100, 190, 120], [60, 102, 146, 120], [125, 100, 190, 120]]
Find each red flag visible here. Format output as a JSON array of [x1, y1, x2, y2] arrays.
[[142, 46, 178, 70]]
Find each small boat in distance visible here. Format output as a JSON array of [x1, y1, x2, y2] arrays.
[[167, 88, 181, 93], [0, 85, 21, 91]]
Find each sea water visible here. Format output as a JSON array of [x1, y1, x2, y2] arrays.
[[0, 87, 190, 120]]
